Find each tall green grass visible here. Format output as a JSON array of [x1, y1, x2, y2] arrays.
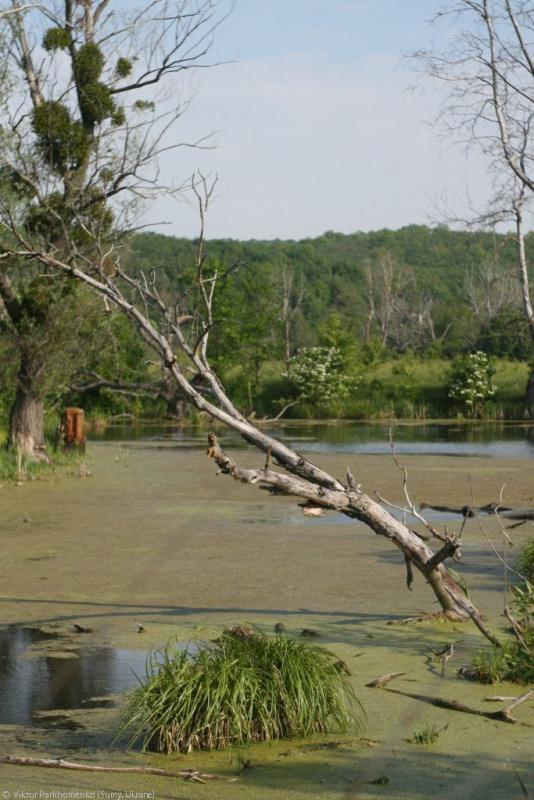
[[0, 446, 86, 481], [516, 538, 534, 583], [466, 582, 534, 684], [223, 356, 531, 420], [120, 630, 362, 753]]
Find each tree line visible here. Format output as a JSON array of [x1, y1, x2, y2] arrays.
[[1, 223, 532, 433]]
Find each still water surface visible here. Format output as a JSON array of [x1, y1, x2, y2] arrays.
[[0, 627, 149, 725], [4, 420, 533, 727], [91, 420, 534, 458]]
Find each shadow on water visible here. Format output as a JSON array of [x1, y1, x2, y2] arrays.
[[0, 626, 150, 725]]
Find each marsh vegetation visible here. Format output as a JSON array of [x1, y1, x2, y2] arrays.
[[121, 628, 360, 753]]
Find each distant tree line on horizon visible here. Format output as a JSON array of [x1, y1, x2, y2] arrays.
[[130, 223, 533, 363], [1, 223, 532, 426]]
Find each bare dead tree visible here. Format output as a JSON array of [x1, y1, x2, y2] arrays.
[[363, 252, 439, 351], [279, 261, 304, 367], [413, 0, 534, 406], [465, 259, 521, 321], [0, 211, 504, 641]]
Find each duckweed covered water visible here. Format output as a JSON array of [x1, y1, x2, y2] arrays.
[[0, 430, 533, 798]]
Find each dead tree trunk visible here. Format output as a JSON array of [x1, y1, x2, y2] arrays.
[[206, 434, 500, 644], [515, 205, 534, 416]]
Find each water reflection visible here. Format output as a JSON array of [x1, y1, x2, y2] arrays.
[[0, 627, 148, 725], [89, 421, 534, 458]]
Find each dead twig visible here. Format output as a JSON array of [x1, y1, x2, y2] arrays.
[[0, 756, 238, 782], [366, 672, 406, 688], [372, 687, 534, 725]]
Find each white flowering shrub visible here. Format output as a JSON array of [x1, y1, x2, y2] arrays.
[[449, 351, 496, 416], [287, 346, 358, 408]]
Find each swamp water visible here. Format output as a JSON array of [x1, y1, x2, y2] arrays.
[[0, 422, 533, 798], [0, 626, 150, 725], [91, 419, 534, 458]]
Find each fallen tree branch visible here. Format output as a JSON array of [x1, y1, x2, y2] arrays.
[[366, 672, 406, 688], [421, 502, 534, 521], [206, 432, 502, 647], [0, 755, 237, 783], [484, 695, 519, 702], [5, 225, 504, 644], [425, 538, 462, 571], [373, 687, 534, 725]]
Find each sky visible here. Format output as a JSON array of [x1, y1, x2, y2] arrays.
[[143, 0, 492, 240]]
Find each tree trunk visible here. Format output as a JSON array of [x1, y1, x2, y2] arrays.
[[526, 368, 534, 418], [8, 360, 47, 461], [515, 205, 534, 417]]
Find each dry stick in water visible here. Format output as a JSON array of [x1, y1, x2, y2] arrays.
[[0, 756, 238, 783], [366, 672, 406, 688], [368, 686, 534, 725]]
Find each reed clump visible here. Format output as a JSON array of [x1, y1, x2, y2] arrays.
[[121, 628, 361, 753]]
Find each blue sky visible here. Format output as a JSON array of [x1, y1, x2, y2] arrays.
[[145, 0, 490, 240]]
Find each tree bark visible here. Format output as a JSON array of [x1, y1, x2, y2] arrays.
[[515, 209, 534, 416], [7, 358, 47, 461], [526, 368, 534, 418]]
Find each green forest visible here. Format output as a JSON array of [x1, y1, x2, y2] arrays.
[[2, 223, 531, 431]]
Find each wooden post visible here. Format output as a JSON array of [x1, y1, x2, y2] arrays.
[[62, 407, 86, 453]]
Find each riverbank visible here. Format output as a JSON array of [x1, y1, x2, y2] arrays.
[[0, 443, 533, 798]]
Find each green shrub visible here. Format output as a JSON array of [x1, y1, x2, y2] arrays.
[[449, 351, 496, 416], [120, 629, 362, 753], [287, 347, 360, 410]]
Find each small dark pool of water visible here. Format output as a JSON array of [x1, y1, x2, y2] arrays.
[[0, 626, 152, 726]]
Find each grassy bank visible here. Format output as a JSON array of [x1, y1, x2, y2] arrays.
[[0, 358, 531, 440], [223, 357, 532, 420]]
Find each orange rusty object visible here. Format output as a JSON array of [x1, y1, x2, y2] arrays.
[[61, 407, 86, 452]]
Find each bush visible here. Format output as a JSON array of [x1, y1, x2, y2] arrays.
[[287, 347, 359, 410], [449, 351, 496, 416], [121, 629, 361, 753]]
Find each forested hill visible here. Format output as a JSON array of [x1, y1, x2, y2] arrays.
[[130, 225, 531, 361], [131, 224, 518, 303]]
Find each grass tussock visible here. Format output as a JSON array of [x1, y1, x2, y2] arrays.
[[121, 629, 362, 753], [410, 723, 448, 745], [466, 582, 534, 684]]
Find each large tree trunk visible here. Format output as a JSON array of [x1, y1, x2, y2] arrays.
[[8, 360, 47, 461]]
